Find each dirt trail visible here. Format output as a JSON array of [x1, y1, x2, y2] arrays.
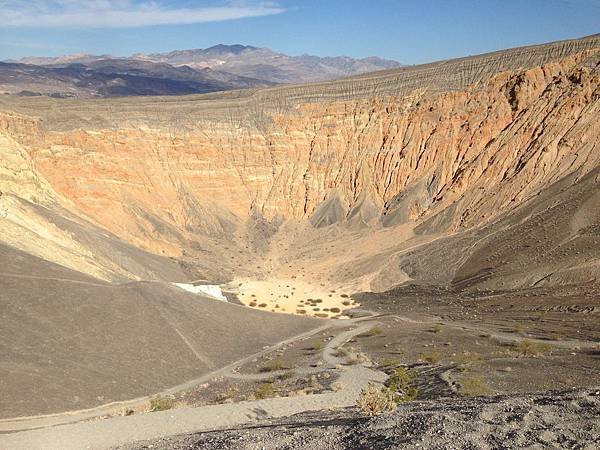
[[0, 321, 387, 450]]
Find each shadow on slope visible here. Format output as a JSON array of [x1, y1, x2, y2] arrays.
[[0, 244, 319, 419], [394, 168, 600, 291]]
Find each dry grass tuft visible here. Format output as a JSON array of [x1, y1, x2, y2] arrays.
[[420, 349, 442, 364], [356, 382, 396, 416], [512, 339, 554, 357], [459, 376, 492, 397]]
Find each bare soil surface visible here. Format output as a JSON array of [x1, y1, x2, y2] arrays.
[[125, 389, 600, 450]]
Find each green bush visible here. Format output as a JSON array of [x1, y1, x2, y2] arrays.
[[379, 358, 401, 368], [150, 395, 177, 412], [387, 367, 418, 403], [254, 382, 276, 399]]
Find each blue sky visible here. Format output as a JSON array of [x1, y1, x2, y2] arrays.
[[1, 0, 599, 63]]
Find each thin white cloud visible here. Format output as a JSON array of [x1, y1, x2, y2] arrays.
[[0, 0, 285, 28]]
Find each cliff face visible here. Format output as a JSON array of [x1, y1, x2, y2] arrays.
[[0, 35, 599, 288]]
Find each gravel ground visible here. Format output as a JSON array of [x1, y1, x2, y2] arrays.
[[128, 388, 600, 450]]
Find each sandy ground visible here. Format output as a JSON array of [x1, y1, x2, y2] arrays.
[[231, 277, 359, 318], [226, 221, 432, 319]]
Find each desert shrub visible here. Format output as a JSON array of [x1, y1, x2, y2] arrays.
[[513, 339, 554, 357], [379, 358, 401, 368], [456, 351, 484, 369], [254, 382, 276, 399], [388, 367, 415, 387], [150, 395, 177, 412], [330, 307, 341, 313], [387, 367, 419, 403], [258, 303, 267, 308], [315, 313, 328, 318], [311, 341, 323, 351], [342, 300, 352, 306], [362, 326, 383, 337], [356, 382, 396, 416], [459, 376, 492, 397], [260, 359, 287, 372], [429, 324, 443, 333], [278, 370, 296, 381], [420, 349, 442, 364]]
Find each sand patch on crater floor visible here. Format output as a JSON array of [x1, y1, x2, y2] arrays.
[[231, 278, 359, 318]]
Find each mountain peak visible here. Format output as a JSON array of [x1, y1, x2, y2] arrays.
[[204, 44, 258, 54]]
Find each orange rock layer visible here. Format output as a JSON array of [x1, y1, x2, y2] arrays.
[[1, 50, 599, 258]]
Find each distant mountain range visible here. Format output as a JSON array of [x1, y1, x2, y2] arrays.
[[131, 44, 402, 84], [2, 45, 401, 98]]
